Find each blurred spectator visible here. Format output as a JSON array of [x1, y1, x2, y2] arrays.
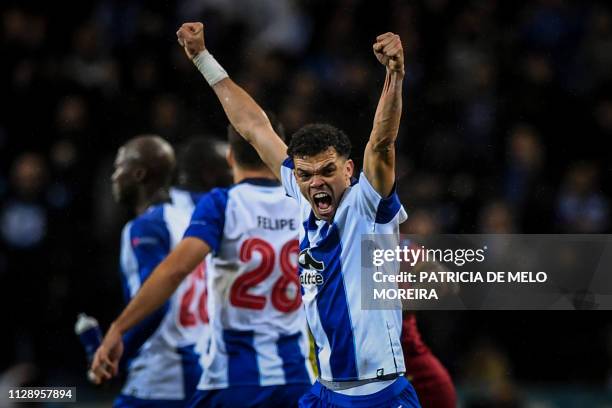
[[0, 153, 51, 370], [478, 200, 516, 234], [63, 21, 118, 93], [581, 7, 612, 90], [502, 124, 550, 230], [461, 340, 523, 408], [557, 162, 610, 233], [1, 153, 48, 249], [402, 208, 441, 236]]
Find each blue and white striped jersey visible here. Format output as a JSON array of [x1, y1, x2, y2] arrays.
[[280, 158, 407, 384], [118, 188, 208, 400], [183, 178, 313, 390]]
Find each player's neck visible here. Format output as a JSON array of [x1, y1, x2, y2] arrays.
[[135, 187, 171, 215], [233, 166, 276, 184]]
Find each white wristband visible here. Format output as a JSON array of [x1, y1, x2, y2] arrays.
[[193, 50, 228, 86]]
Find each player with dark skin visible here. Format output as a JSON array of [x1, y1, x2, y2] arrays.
[[89, 135, 176, 383], [92, 129, 282, 383], [112, 135, 175, 214]]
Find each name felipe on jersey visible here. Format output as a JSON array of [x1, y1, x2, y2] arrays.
[[257, 216, 298, 231]]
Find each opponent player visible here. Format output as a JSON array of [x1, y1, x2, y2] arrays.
[[174, 21, 420, 407], [402, 311, 457, 408], [93, 121, 313, 407], [105, 135, 208, 407], [400, 217, 457, 408]]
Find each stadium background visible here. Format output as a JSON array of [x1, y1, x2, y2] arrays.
[[1, 0, 611, 406]]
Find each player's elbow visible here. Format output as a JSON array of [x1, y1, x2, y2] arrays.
[[368, 138, 395, 154], [236, 111, 271, 144]]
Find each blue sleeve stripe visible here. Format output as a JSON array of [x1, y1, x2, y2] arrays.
[[184, 223, 221, 251], [129, 207, 171, 282], [282, 157, 295, 169], [375, 184, 402, 224], [184, 188, 229, 254]]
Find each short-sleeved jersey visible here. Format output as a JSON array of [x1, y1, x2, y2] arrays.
[[118, 189, 208, 400], [184, 178, 313, 390], [280, 157, 407, 383]]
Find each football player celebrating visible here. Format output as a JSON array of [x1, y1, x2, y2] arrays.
[[93, 124, 313, 407], [105, 135, 208, 407], [173, 22, 420, 408]]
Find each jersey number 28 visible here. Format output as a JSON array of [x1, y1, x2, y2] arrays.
[[230, 238, 301, 313]]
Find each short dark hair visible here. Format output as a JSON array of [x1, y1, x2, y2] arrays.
[[227, 111, 285, 169], [287, 123, 351, 159], [176, 136, 231, 191]]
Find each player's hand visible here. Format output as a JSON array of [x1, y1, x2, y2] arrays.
[[373, 32, 404, 76], [176, 22, 206, 60], [90, 324, 123, 384]]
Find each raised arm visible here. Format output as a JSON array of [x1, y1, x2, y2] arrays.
[[176, 22, 286, 179], [91, 237, 209, 383], [363, 32, 405, 197]]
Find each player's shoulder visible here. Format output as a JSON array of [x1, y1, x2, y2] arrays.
[[135, 204, 166, 224], [128, 204, 170, 240], [194, 186, 231, 209], [281, 156, 295, 169], [347, 172, 405, 224], [170, 187, 204, 210], [337, 176, 361, 205], [226, 178, 287, 199]]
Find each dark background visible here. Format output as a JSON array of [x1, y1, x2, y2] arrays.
[[1, 0, 611, 406]]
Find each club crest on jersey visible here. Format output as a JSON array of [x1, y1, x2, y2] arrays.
[[298, 248, 324, 286]]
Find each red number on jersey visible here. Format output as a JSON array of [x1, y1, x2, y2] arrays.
[[230, 238, 301, 312], [179, 262, 209, 326], [230, 238, 275, 309], [272, 239, 301, 312]]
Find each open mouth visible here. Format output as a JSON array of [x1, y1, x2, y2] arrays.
[[313, 192, 333, 215]]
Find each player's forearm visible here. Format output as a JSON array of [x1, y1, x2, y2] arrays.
[[192, 53, 286, 178], [368, 70, 403, 157], [211, 78, 273, 144], [112, 259, 186, 334]]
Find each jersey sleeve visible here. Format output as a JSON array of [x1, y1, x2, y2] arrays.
[[183, 188, 229, 253], [356, 171, 407, 224], [280, 157, 302, 204], [120, 217, 171, 365], [129, 218, 171, 283]]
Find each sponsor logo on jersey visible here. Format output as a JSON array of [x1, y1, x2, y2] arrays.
[[298, 248, 324, 286]]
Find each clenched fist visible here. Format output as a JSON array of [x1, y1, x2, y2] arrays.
[[177, 22, 206, 59], [373, 33, 404, 76]]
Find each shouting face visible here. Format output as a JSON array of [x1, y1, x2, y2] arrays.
[[293, 147, 354, 222]]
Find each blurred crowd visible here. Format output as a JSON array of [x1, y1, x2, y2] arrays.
[[1, 0, 612, 406]]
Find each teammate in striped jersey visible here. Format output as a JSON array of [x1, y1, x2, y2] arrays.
[[174, 21, 421, 408], [93, 123, 313, 407], [105, 135, 208, 407]]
